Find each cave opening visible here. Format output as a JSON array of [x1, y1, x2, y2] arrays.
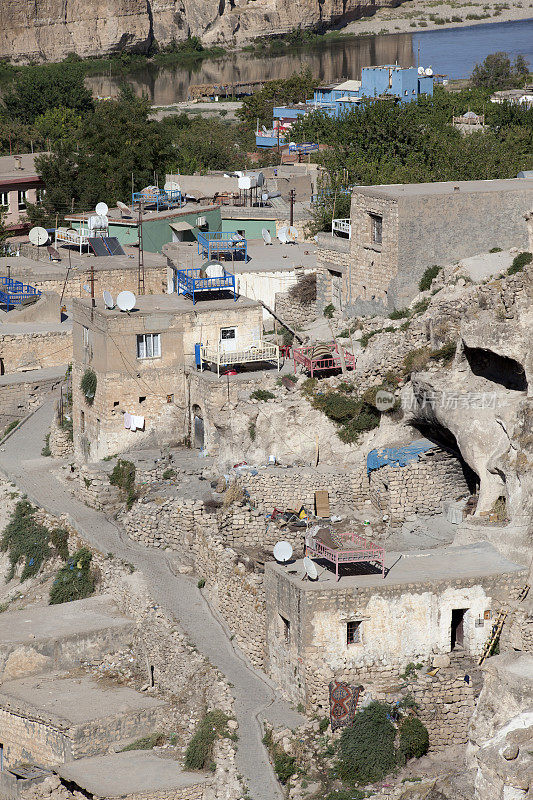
[[462, 344, 527, 391], [410, 418, 479, 495]]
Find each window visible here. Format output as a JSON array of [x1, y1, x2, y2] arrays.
[[82, 326, 89, 347], [18, 190, 27, 211], [0, 192, 8, 208], [37, 188, 46, 204], [80, 411, 85, 432], [137, 333, 161, 359], [370, 213, 382, 245], [280, 615, 291, 644], [138, 396, 146, 404], [220, 328, 236, 341], [347, 621, 362, 645]]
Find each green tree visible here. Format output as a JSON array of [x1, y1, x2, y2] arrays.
[[471, 52, 530, 91], [3, 63, 93, 124], [34, 106, 82, 145], [237, 68, 316, 128], [337, 701, 397, 784]]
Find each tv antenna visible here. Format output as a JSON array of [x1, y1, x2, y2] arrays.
[[303, 556, 318, 581], [103, 290, 115, 309], [273, 541, 293, 563], [262, 228, 272, 246], [117, 290, 136, 312]]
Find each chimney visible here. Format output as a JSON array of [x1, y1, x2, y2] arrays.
[[14, 156, 23, 170]]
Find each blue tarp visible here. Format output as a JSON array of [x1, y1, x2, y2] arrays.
[[366, 438, 435, 475]]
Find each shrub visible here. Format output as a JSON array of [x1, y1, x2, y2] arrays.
[[398, 717, 429, 763], [338, 701, 397, 784], [49, 547, 95, 604], [197, 578, 206, 588], [289, 272, 316, 304], [323, 303, 334, 318], [251, 389, 275, 401], [41, 433, 51, 456], [418, 265, 441, 292], [262, 728, 296, 784], [403, 347, 430, 377], [507, 251, 532, 275], [3, 420, 19, 438], [1, 500, 52, 582], [50, 528, 69, 561], [318, 716, 329, 733], [248, 422, 256, 441], [389, 308, 410, 320], [184, 710, 229, 771], [80, 368, 97, 405], [412, 298, 430, 315], [109, 459, 137, 508], [162, 468, 176, 480], [359, 328, 382, 348], [120, 733, 165, 751], [429, 341, 456, 365], [489, 247, 502, 253]]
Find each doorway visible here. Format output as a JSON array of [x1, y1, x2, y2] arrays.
[[451, 608, 467, 650], [331, 271, 343, 311]]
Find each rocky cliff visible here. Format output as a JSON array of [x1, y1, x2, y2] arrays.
[[0, 0, 397, 63]]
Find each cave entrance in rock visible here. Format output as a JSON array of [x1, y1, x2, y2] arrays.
[[462, 344, 527, 391], [410, 419, 479, 495], [192, 404, 204, 450], [451, 608, 467, 651]]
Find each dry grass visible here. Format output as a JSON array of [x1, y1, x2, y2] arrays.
[[223, 482, 244, 507]]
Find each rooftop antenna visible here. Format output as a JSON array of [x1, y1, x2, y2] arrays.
[[273, 541, 293, 563], [116, 290, 136, 312], [303, 556, 318, 581], [262, 228, 272, 246], [103, 290, 115, 309]]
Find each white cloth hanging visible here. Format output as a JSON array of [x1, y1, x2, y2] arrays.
[[132, 415, 145, 431], [124, 412, 132, 429]]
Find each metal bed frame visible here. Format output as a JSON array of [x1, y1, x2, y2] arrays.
[[292, 342, 356, 377], [175, 268, 236, 304], [306, 530, 385, 581]]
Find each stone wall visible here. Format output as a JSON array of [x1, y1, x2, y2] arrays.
[[0, 329, 72, 373], [275, 291, 317, 329], [14, 265, 166, 300], [0, 706, 71, 767], [0, 368, 64, 431], [369, 447, 470, 522], [316, 235, 350, 312], [49, 415, 74, 458]]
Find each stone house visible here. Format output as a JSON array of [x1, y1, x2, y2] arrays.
[[264, 543, 527, 710], [0, 153, 45, 234], [71, 293, 264, 460], [317, 178, 533, 315]]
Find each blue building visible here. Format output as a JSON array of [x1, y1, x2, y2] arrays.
[[256, 66, 434, 148]]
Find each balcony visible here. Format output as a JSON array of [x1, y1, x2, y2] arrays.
[[332, 218, 352, 239]]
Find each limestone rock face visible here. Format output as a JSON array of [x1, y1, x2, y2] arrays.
[[0, 0, 398, 62], [2, 646, 50, 680]]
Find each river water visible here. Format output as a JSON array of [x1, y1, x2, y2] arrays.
[[85, 18, 533, 106]]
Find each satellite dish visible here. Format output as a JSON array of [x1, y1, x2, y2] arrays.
[[303, 556, 318, 581], [116, 290, 136, 312], [164, 181, 180, 192], [261, 192, 269, 203], [262, 228, 272, 246], [29, 226, 48, 246], [278, 226, 288, 244], [273, 541, 293, 563], [425, 67, 433, 76], [83, 284, 91, 294], [257, 172, 265, 188], [103, 290, 115, 309], [287, 226, 298, 242], [117, 200, 134, 217], [418, 66, 425, 75], [95, 201, 109, 216]]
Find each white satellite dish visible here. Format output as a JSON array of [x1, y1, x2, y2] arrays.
[[261, 192, 269, 203], [418, 66, 425, 75], [303, 556, 318, 580], [29, 226, 48, 246], [117, 200, 134, 218], [83, 284, 91, 294], [95, 201, 109, 216], [103, 290, 115, 309], [287, 226, 298, 243], [425, 67, 433, 76], [273, 541, 293, 563], [116, 290, 136, 312], [278, 226, 288, 244], [163, 181, 180, 192], [262, 228, 272, 246]]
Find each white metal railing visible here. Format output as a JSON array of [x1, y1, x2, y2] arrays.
[[332, 218, 352, 239], [55, 226, 91, 253], [200, 340, 280, 376]]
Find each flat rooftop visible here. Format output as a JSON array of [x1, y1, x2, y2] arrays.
[[66, 201, 217, 226], [0, 152, 45, 181], [164, 240, 317, 274], [58, 751, 211, 797], [74, 292, 260, 316], [0, 250, 166, 279], [0, 595, 132, 649], [267, 542, 526, 592], [355, 178, 533, 200], [0, 671, 165, 724]]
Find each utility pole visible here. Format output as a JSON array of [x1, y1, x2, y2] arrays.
[[138, 200, 145, 295], [289, 188, 295, 228], [89, 262, 96, 308]]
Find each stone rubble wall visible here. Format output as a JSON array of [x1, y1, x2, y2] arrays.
[[0, 371, 63, 431], [275, 291, 318, 329], [0, 330, 72, 373], [49, 415, 74, 458]]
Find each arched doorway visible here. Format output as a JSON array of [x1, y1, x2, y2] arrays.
[[191, 404, 204, 449]]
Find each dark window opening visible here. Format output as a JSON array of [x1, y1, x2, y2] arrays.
[[451, 608, 467, 650], [462, 343, 527, 391], [150, 664, 155, 687], [347, 621, 361, 645], [113, 401, 119, 407], [280, 615, 291, 644], [370, 213, 382, 245], [139, 396, 146, 404], [80, 411, 85, 433]]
